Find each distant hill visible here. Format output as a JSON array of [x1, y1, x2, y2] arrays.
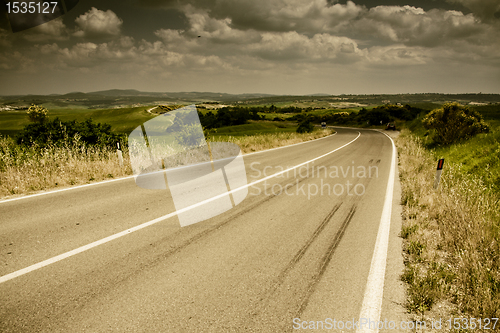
[[1, 91, 499, 110], [89, 89, 147, 96]]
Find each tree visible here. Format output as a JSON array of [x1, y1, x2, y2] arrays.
[[27, 104, 48, 123], [422, 102, 489, 145]]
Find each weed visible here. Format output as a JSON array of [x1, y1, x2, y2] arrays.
[[401, 224, 418, 239]]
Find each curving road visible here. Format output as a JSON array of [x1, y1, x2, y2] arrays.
[[0, 127, 406, 332]]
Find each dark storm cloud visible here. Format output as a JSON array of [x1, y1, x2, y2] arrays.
[[445, 0, 500, 22], [133, 0, 179, 8]]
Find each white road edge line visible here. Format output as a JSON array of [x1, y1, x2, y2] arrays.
[[0, 132, 360, 284], [356, 131, 397, 333], [0, 131, 337, 204]]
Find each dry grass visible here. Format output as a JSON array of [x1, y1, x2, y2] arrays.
[[0, 129, 334, 198], [397, 129, 500, 330], [0, 136, 132, 198], [208, 128, 334, 154]]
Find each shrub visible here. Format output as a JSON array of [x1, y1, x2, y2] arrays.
[[27, 104, 48, 124], [16, 117, 125, 149], [422, 102, 489, 145], [176, 123, 205, 147], [296, 118, 314, 133]]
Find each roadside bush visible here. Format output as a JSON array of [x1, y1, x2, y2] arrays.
[[176, 123, 205, 147], [16, 118, 126, 149], [422, 102, 489, 145], [296, 118, 314, 133]]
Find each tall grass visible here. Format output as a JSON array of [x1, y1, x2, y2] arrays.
[[0, 129, 334, 198], [208, 128, 334, 154], [0, 135, 132, 197], [397, 129, 500, 324]]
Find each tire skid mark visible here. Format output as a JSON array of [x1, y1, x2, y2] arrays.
[[247, 163, 375, 327], [248, 201, 344, 327], [64, 175, 314, 306], [134, 173, 311, 265], [63, 169, 336, 326], [266, 203, 342, 298], [277, 203, 343, 283], [293, 204, 357, 320]]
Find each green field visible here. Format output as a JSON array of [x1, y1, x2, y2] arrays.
[[0, 106, 303, 142], [2, 102, 497, 140], [0, 106, 157, 137]]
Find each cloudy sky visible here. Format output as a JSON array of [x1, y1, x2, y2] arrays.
[[0, 0, 499, 95]]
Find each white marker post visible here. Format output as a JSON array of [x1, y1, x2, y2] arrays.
[[117, 142, 124, 167], [434, 158, 444, 189]]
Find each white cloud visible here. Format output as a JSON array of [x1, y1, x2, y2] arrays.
[[350, 6, 488, 48], [58, 42, 98, 65], [38, 43, 60, 55], [118, 36, 136, 48], [21, 18, 68, 42], [74, 8, 123, 38], [366, 45, 428, 66], [246, 31, 364, 63], [154, 29, 185, 43], [180, 6, 263, 45]]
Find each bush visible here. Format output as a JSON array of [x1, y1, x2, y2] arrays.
[[422, 102, 489, 145], [16, 118, 125, 149], [175, 123, 205, 147], [296, 118, 314, 133], [27, 104, 48, 124]]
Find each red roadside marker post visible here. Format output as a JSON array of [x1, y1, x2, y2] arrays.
[[434, 158, 445, 189]]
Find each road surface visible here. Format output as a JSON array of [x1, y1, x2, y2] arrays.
[[0, 127, 406, 332]]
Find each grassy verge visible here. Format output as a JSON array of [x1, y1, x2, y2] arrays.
[[0, 137, 133, 198], [396, 129, 500, 329], [210, 121, 298, 136], [0, 127, 334, 198], [209, 128, 334, 154]]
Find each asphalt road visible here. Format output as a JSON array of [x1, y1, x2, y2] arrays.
[[0, 127, 406, 332]]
